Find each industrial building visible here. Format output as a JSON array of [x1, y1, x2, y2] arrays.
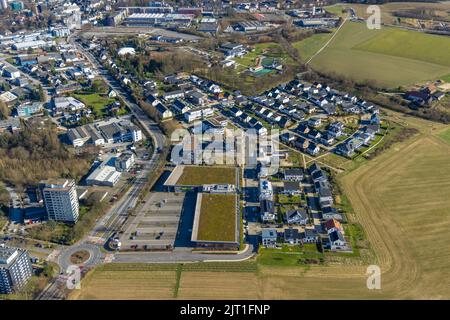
[[67, 119, 142, 147], [115, 152, 135, 172], [124, 13, 194, 27], [12, 40, 54, 51], [85, 163, 121, 187]]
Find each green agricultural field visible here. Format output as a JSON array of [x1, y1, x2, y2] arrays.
[[354, 28, 450, 67], [324, 5, 346, 17], [292, 32, 333, 62], [441, 74, 450, 83], [303, 21, 450, 88], [438, 127, 450, 145]]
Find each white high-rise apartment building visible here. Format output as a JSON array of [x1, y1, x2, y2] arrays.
[[0, 246, 33, 294], [0, 0, 8, 11], [40, 179, 79, 223]]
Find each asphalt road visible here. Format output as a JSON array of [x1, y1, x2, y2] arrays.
[[113, 245, 255, 263]]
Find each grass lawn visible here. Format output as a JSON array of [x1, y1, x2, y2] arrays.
[[176, 166, 237, 186], [278, 194, 302, 204], [72, 93, 116, 118], [196, 194, 237, 242], [257, 244, 324, 267], [305, 21, 450, 88], [441, 74, 450, 82]]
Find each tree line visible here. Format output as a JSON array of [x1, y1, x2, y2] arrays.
[[0, 123, 97, 191]]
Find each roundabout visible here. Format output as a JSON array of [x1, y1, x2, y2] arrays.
[[58, 243, 104, 272]]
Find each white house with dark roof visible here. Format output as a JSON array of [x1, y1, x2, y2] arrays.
[[155, 102, 173, 119], [285, 208, 309, 225]]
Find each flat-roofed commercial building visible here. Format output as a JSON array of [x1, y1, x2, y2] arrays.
[[67, 124, 105, 147], [115, 152, 135, 172], [124, 13, 194, 27], [0, 246, 33, 294], [67, 119, 142, 147], [39, 179, 79, 223], [86, 164, 121, 187]]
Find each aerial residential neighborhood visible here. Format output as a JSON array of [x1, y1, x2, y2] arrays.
[[0, 0, 449, 306]]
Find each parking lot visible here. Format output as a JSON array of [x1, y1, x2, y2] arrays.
[[119, 192, 185, 250]]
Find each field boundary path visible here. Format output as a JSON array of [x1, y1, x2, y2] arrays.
[[305, 16, 349, 65]]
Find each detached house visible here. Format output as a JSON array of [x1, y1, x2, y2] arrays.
[[162, 90, 185, 101], [325, 218, 343, 234], [254, 123, 267, 136], [155, 103, 173, 119], [230, 106, 242, 117], [322, 206, 343, 221], [329, 230, 347, 250], [284, 168, 303, 181], [261, 229, 278, 248], [172, 99, 191, 114], [186, 90, 207, 106], [304, 229, 318, 243], [294, 137, 309, 150], [285, 209, 309, 225], [280, 132, 295, 144], [282, 182, 301, 195], [308, 117, 322, 127], [284, 228, 303, 245], [306, 143, 320, 156]]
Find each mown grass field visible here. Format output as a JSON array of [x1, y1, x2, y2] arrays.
[[73, 112, 450, 299], [303, 21, 450, 87]]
